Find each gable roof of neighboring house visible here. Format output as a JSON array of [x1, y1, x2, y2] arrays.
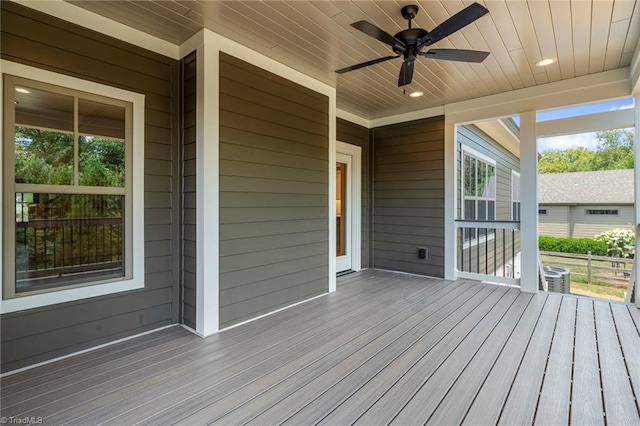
[[538, 169, 634, 205]]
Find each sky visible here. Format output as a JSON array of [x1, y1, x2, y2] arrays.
[[534, 98, 634, 152]]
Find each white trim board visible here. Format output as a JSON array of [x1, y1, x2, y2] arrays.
[[337, 109, 370, 129], [445, 68, 631, 125], [536, 108, 635, 138], [189, 29, 338, 334], [336, 141, 363, 274]]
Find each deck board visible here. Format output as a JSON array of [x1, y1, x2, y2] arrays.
[[1, 269, 639, 425], [462, 293, 548, 425], [354, 286, 513, 424], [594, 300, 640, 424], [427, 292, 542, 425], [497, 294, 563, 425], [610, 303, 640, 404], [317, 285, 504, 425], [535, 296, 576, 425], [389, 290, 523, 424], [571, 298, 605, 425], [249, 282, 480, 425]]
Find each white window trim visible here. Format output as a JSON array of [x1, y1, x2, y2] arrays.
[[461, 146, 497, 249], [1, 60, 145, 314], [511, 170, 521, 221]]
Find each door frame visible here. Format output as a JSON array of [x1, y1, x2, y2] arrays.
[[336, 141, 362, 272]]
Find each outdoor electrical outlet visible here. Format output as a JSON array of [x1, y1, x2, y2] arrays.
[[418, 247, 428, 259]]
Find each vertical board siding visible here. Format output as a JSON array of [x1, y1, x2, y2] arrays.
[[218, 53, 329, 329], [0, 2, 179, 372], [456, 125, 521, 275], [181, 51, 197, 329], [372, 116, 445, 277], [336, 118, 371, 268]]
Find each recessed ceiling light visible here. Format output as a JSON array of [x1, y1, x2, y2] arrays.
[[536, 58, 555, 67], [15, 87, 30, 94], [409, 91, 424, 98]]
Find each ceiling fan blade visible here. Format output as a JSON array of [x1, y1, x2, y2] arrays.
[[335, 55, 400, 74], [351, 21, 406, 51], [422, 49, 490, 63], [398, 59, 415, 87], [418, 2, 489, 48]]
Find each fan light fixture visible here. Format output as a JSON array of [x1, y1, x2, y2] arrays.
[[409, 91, 424, 97], [536, 58, 555, 67], [15, 87, 30, 94], [335, 3, 490, 87]]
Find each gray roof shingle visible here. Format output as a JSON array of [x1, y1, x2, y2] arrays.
[[538, 169, 634, 205]]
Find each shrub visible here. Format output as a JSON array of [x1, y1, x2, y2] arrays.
[[594, 228, 635, 258], [539, 236, 608, 256]]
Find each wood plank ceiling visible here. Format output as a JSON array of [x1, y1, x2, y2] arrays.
[[66, 0, 640, 120]]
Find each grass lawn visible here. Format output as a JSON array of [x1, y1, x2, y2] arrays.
[[569, 278, 626, 301]]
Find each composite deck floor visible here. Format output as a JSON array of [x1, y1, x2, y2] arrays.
[[2, 269, 640, 425]]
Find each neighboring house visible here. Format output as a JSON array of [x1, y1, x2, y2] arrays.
[[538, 170, 635, 238], [0, 1, 637, 375]]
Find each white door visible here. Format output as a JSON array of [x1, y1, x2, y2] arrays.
[[336, 142, 362, 273]]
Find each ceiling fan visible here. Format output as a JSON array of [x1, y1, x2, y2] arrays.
[[335, 3, 490, 87]]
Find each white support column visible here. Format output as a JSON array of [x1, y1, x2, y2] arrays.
[[444, 119, 457, 281], [634, 93, 640, 308], [194, 31, 220, 336], [519, 111, 539, 293], [328, 91, 337, 293]]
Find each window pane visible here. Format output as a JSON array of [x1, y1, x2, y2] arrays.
[[486, 165, 496, 198], [464, 199, 476, 220], [14, 126, 74, 185], [488, 200, 496, 220], [512, 173, 521, 202], [464, 155, 476, 196], [15, 86, 74, 131], [477, 200, 487, 220], [79, 136, 125, 187], [79, 98, 125, 140], [15, 192, 124, 293]]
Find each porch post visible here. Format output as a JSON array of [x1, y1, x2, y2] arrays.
[[194, 30, 220, 336], [444, 119, 457, 281], [634, 92, 640, 308], [519, 111, 539, 293]]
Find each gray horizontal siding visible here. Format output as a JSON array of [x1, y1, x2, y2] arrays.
[[569, 205, 635, 238], [539, 205, 570, 237], [0, 2, 179, 373], [372, 116, 445, 277], [337, 118, 371, 268], [219, 53, 329, 329], [456, 125, 521, 275], [181, 51, 197, 329]]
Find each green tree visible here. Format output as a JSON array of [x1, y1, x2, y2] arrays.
[[538, 147, 596, 173], [538, 129, 634, 173], [591, 129, 634, 170]]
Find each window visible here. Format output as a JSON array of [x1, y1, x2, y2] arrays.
[[539, 209, 548, 215], [2, 62, 144, 312], [462, 149, 496, 242], [511, 171, 520, 221], [586, 209, 619, 215]]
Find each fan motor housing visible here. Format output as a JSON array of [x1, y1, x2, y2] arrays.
[[393, 28, 429, 53]]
